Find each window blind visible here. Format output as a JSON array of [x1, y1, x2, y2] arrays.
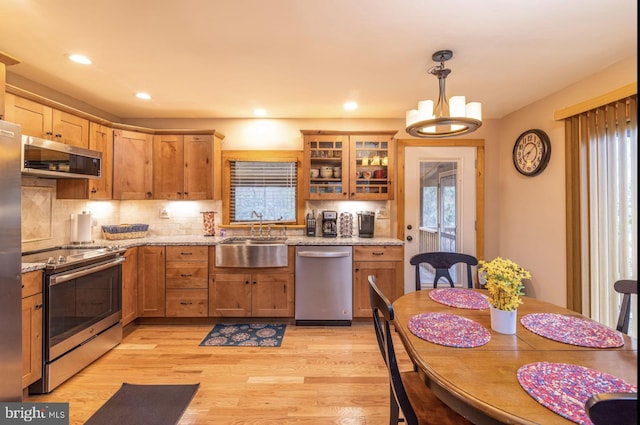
[[229, 160, 297, 222], [565, 94, 637, 338]]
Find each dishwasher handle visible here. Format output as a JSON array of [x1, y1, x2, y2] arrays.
[[297, 250, 351, 258]]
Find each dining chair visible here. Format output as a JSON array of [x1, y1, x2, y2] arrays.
[[614, 279, 637, 334], [409, 252, 478, 291], [368, 275, 472, 425], [585, 391, 638, 425]]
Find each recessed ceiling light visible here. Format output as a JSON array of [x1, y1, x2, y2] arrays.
[[344, 101, 358, 111], [68, 54, 92, 65], [253, 108, 267, 117], [135, 92, 152, 100]]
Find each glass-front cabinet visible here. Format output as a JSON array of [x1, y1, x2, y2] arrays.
[[302, 131, 395, 200], [303, 134, 349, 200], [349, 134, 394, 200]]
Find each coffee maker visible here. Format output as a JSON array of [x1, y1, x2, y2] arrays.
[[321, 210, 338, 237], [357, 211, 375, 238]]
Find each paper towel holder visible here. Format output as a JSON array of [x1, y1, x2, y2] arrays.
[[70, 211, 95, 245]]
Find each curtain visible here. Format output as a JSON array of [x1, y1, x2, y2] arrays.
[[567, 95, 637, 337]]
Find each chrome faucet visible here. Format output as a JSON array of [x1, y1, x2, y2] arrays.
[[251, 211, 264, 236]]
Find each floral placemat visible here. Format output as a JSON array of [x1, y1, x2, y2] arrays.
[[521, 313, 624, 348], [408, 313, 491, 348], [517, 362, 637, 424], [428, 288, 490, 310]]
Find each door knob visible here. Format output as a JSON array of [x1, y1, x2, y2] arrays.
[[407, 224, 413, 230], [406, 235, 413, 242]]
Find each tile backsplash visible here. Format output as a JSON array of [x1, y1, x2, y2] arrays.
[[21, 177, 392, 252]]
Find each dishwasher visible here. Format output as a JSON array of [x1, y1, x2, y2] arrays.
[[295, 245, 353, 325]]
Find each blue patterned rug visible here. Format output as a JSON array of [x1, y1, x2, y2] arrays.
[[199, 323, 286, 347]]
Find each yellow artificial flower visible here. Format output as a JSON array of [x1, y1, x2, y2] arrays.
[[478, 257, 531, 311]]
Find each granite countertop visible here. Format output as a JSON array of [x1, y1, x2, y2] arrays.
[[21, 235, 403, 273]]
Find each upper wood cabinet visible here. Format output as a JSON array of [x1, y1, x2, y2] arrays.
[[153, 134, 217, 200], [303, 134, 349, 200], [5, 92, 89, 147], [303, 131, 395, 200], [113, 129, 154, 200], [56, 122, 114, 199]]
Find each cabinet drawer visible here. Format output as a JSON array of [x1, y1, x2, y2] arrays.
[[166, 289, 208, 317], [22, 271, 43, 298], [166, 246, 208, 261], [166, 263, 208, 288], [353, 245, 403, 261]]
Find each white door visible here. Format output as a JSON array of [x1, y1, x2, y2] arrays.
[[403, 147, 477, 294]]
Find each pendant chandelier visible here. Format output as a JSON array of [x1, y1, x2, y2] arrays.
[[406, 50, 482, 138]]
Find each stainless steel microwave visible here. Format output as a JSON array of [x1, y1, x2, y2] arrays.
[[21, 135, 102, 179]]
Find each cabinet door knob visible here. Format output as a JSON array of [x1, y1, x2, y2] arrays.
[[406, 236, 413, 242]]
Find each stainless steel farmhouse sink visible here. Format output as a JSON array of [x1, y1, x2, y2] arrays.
[[216, 237, 288, 267]]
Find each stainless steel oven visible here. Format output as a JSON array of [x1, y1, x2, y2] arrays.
[[23, 246, 125, 394]]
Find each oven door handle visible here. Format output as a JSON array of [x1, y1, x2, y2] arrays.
[[49, 257, 125, 286]]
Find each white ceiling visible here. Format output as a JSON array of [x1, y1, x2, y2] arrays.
[[0, 0, 636, 120]]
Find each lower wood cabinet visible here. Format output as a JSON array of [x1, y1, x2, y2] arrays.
[[22, 270, 43, 388], [125, 243, 401, 321], [165, 246, 208, 317], [353, 245, 404, 318], [121, 247, 138, 326], [137, 246, 166, 317], [208, 246, 295, 317]]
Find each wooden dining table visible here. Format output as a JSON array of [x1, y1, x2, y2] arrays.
[[392, 289, 638, 425]]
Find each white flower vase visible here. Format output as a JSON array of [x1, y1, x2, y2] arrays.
[[490, 305, 517, 334]]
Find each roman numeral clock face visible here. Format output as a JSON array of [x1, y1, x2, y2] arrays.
[[512, 129, 551, 176]]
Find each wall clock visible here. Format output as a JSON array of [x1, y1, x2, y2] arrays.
[[512, 129, 551, 176]]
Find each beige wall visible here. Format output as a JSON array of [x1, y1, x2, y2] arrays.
[[496, 55, 637, 307]]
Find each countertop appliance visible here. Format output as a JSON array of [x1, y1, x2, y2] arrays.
[[22, 245, 126, 394], [294, 246, 352, 325], [357, 211, 375, 238], [321, 210, 338, 237], [306, 212, 317, 236], [21, 135, 102, 179], [0, 120, 22, 401]]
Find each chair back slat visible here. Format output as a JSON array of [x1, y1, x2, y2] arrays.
[[614, 279, 637, 334], [410, 252, 478, 290]]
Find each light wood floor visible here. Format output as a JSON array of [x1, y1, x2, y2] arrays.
[[26, 321, 414, 425]]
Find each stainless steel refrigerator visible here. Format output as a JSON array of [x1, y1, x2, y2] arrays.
[[0, 120, 22, 401]]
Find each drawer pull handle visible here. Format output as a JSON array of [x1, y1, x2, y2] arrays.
[[181, 252, 193, 255], [372, 252, 385, 256], [180, 301, 193, 305], [181, 274, 193, 277]]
